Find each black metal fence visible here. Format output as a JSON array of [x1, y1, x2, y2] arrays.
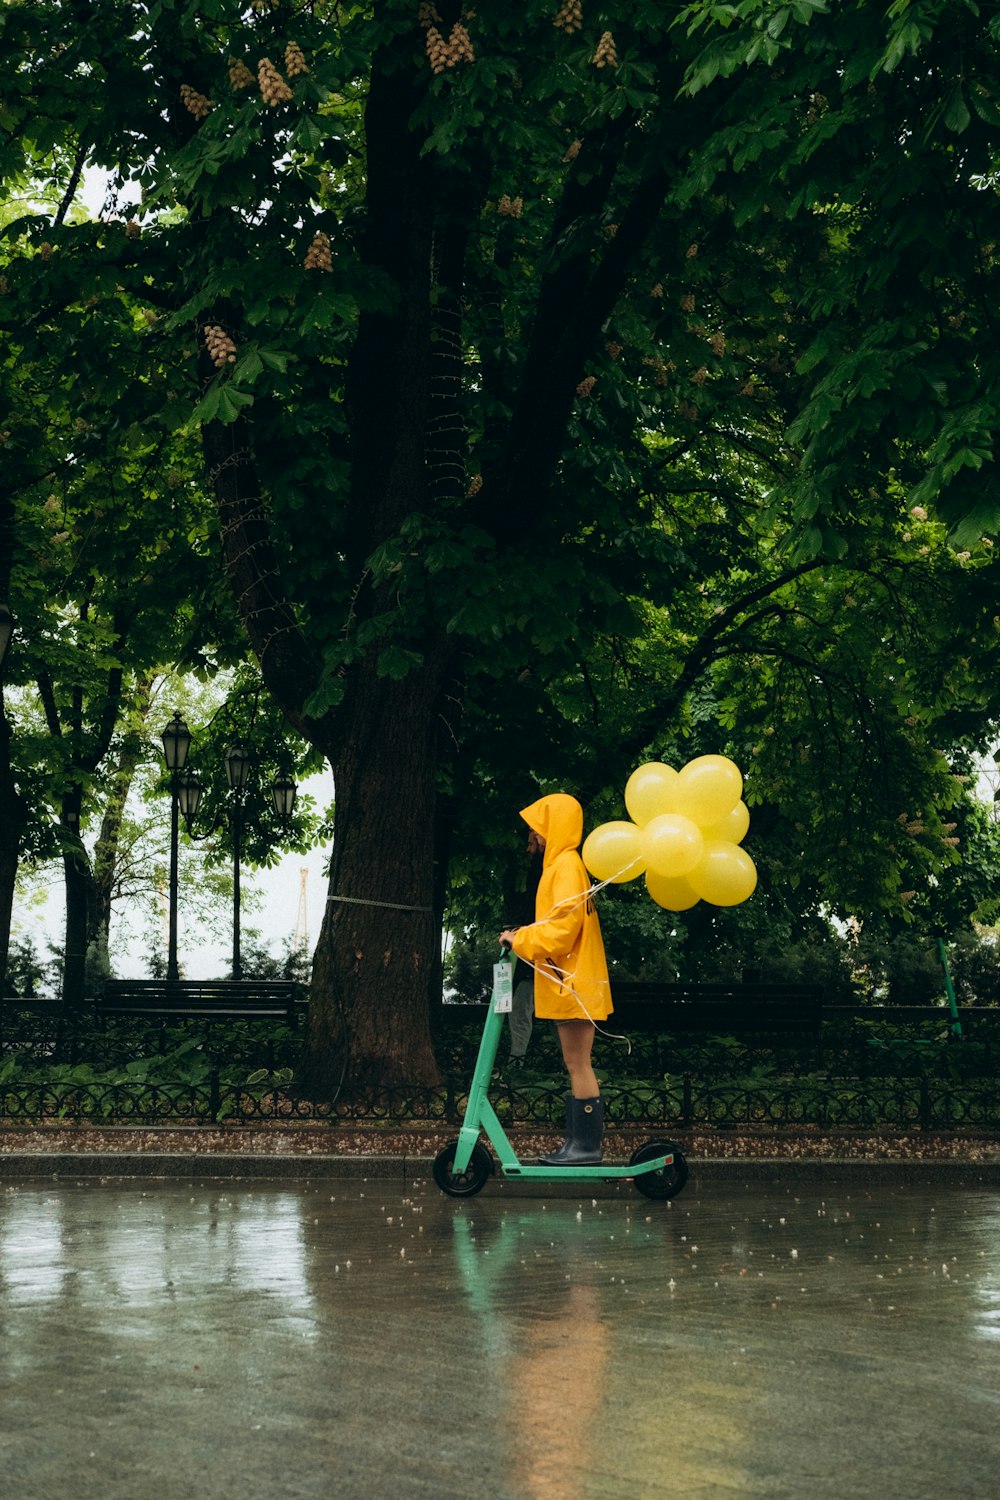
[[2, 1075, 999, 1131], [2, 1004, 999, 1131]]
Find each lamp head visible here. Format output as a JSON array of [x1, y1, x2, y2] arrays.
[[161, 712, 192, 771], [225, 740, 252, 793], [177, 769, 204, 823], [271, 773, 297, 819]]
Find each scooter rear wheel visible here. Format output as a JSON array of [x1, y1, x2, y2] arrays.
[[629, 1139, 689, 1200], [433, 1140, 494, 1197]]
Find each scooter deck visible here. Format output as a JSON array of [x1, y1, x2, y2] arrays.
[[496, 1152, 676, 1182]]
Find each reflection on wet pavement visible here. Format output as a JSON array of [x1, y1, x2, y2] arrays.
[[2, 1173, 998, 1498]]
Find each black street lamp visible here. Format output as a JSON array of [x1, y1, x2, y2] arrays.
[[224, 741, 252, 981], [162, 724, 298, 984], [161, 712, 191, 981]]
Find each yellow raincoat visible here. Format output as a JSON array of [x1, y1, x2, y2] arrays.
[[510, 794, 613, 1022]]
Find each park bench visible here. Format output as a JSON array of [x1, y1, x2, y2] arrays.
[[439, 979, 823, 1039], [96, 978, 305, 1026]]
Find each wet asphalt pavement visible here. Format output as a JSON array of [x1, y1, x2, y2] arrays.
[[1, 1168, 998, 1499]]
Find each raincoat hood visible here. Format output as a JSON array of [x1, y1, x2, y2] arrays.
[[520, 794, 583, 866]]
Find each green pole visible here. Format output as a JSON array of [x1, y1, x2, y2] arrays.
[[937, 937, 963, 1038]]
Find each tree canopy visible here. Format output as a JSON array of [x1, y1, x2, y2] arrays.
[[3, 0, 1000, 1083]]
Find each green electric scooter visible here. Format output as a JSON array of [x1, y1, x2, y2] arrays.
[[433, 951, 688, 1201]]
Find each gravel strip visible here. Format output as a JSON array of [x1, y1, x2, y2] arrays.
[[1, 1124, 999, 1162]]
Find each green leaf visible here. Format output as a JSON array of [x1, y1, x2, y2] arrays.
[[377, 645, 424, 679], [943, 88, 972, 134], [233, 350, 264, 383], [216, 386, 255, 423], [192, 383, 222, 424], [259, 348, 293, 373]]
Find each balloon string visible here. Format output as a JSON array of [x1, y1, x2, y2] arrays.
[[509, 859, 637, 1051], [512, 950, 632, 1051], [510, 860, 634, 934]]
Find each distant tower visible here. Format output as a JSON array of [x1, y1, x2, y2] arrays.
[[295, 866, 309, 954]]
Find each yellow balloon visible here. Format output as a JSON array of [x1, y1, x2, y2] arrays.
[[642, 813, 705, 878], [700, 800, 750, 845], [581, 821, 646, 883], [645, 870, 700, 911], [688, 840, 758, 906], [674, 754, 743, 827], [624, 762, 679, 826]]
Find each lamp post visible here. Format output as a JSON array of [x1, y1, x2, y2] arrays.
[[224, 741, 252, 980], [167, 736, 298, 985], [161, 712, 191, 981]]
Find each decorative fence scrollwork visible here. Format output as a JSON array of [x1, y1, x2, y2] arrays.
[[1, 1007, 999, 1130], [1, 1075, 999, 1129]]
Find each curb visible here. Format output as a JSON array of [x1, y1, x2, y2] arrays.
[[1, 1152, 998, 1185]]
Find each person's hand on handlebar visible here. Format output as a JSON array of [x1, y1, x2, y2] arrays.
[[498, 928, 519, 951]]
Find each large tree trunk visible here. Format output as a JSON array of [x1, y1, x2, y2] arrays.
[[35, 638, 125, 1008], [200, 407, 450, 1090], [88, 677, 153, 969], [300, 656, 447, 1093], [60, 788, 89, 1009]]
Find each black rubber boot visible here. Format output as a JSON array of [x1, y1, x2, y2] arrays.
[[538, 1095, 604, 1166]]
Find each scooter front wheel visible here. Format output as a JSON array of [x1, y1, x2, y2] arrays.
[[629, 1139, 689, 1201], [433, 1140, 494, 1197]]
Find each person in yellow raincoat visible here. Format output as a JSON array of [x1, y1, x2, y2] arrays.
[[499, 793, 613, 1165]]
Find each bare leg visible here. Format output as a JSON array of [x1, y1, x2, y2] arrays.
[[556, 1019, 600, 1098]]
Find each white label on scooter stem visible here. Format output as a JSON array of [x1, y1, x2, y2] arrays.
[[493, 962, 513, 1013]]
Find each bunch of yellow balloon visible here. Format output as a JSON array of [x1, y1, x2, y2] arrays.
[[581, 756, 757, 911]]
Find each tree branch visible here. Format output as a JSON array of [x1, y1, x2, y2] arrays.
[[478, 114, 652, 537], [54, 142, 88, 228], [345, 37, 436, 571], [610, 560, 828, 767], [200, 402, 331, 743]]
